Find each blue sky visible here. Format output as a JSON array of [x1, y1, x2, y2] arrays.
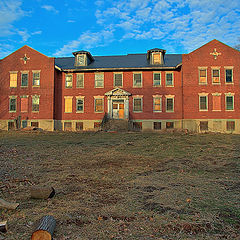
[[0, 0, 240, 58]]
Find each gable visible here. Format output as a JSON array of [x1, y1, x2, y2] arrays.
[[105, 88, 131, 96]]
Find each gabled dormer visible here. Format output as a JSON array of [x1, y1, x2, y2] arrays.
[[72, 50, 94, 67], [147, 48, 166, 65]]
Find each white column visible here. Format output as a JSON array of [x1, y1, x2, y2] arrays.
[[124, 98, 129, 119]]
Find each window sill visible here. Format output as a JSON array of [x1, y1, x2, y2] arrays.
[[212, 83, 220, 85], [153, 85, 161, 87], [94, 111, 104, 113], [95, 86, 104, 88], [9, 111, 16, 113], [21, 86, 28, 88], [166, 111, 174, 113], [199, 83, 207, 85], [212, 110, 221, 112], [153, 111, 162, 113], [32, 86, 40, 88], [114, 86, 123, 88], [64, 112, 72, 113], [32, 111, 39, 113], [10, 87, 17, 88], [76, 87, 84, 89], [225, 110, 234, 111], [133, 111, 143, 113], [76, 111, 84, 113], [133, 86, 142, 88], [165, 85, 174, 87], [199, 109, 208, 111], [225, 82, 234, 84]]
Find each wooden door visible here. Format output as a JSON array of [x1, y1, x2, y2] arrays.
[[118, 103, 124, 119]]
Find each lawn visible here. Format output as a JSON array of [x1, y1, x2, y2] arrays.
[[0, 130, 239, 239]]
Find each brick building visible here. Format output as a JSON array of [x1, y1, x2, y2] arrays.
[[0, 39, 239, 133]]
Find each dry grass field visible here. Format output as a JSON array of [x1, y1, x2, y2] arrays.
[[0, 130, 239, 239]]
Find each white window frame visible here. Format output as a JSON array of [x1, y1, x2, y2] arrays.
[[225, 93, 234, 111], [224, 67, 233, 84], [133, 72, 142, 88], [153, 95, 162, 112], [32, 95, 40, 112], [165, 95, 174, 112], [211, 67, 220, 85], [133, 96, 143, 112], [64, 96, 73, 113], [165, 72, 174, 87], [76, 96, 84, 113], [76, 73, 84, 88], [153, 72, 161, 87], [32, 70, 41, 87], [95, 73, 104, 88], [9, 71, 18, 88], [65, 74, 73, 88], [114, 73, 123, 87], [198, 67, 207, 85], [94, 96, 104, 113], [198, 93, 208, 111], [21, 71, 29, 87], [9, 96, 17, 112]]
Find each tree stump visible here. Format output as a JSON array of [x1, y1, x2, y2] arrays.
[[31, 215, 56, 240], [0, 221, 7, 233], [30, 186, 55, 199], [0, 198, 19, 210]]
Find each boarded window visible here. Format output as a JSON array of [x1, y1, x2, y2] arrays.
[[76, 122, 83, 131], [65, 74, 73, 88], [65, 97, 72, 113], [133, 73, 142, 87], [95, 98, 104, 112], [114, 73, 123, 87], [133, 122, 142, 130], [133, 98, 142, 112], [154, 122, 161, 130], [225, 69, 233, 83], [31, 122, 39, 128], [10, 73, 17, 88], [212, 95, 221, 111], [76, 74, 84, 88], [21, 73, 28, 86], [33, 72, 40, 86], [153, 73, 161, 86], [76, 55, 85, 66], [166, 122, 174, 129], [199, 69, 207, 84], [166, 98, 174, 112], [21, 97, 28, 112], [76, 98, 84, 112], [166, 73, 173, 86], [8, 121, 15, 130], [9, 97, 16, 112], [226, 96, 234, 110], [64, 122, 72, 131], [95, 74, 104, 87], [212, 69, 220, 83], [153, 97, 161, 112], [200, 121, 208, 131], [153, 53, 161, 64], [32, 96, 40, 112], [199, 96, 207, 110], [226, 121, 235, 131]]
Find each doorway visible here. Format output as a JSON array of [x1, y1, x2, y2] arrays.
[[112, 100, 124, 119]]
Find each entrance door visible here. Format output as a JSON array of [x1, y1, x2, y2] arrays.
[[112, 100, 124, 119]]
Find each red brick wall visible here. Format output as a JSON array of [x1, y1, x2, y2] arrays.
[[55, 69, 183, 121], [182, 39, 240, 119], [0, 46, 55, 121]]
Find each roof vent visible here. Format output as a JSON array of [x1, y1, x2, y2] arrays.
[[72, 50, 94, 67], [147, 48, 166, 65]]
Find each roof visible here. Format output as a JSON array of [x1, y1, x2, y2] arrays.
[[55, 53, 182, 71]]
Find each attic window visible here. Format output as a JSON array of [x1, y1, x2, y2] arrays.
[[76, 55, 85, 66], [153, 53, 161, 64]]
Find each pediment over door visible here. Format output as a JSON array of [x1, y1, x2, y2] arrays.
[[105, 88, 131, 96]]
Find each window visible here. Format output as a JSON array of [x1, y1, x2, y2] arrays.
[[95, 73, 104, 88], [199, 68, 207, 84], [212, 69, 220, 84], [133, 122, 142, 130], [166, 73, 173, 86], [154, 122, 161, 130], [133, 98, 142, 112], [212, 94, 221, 111], [65, 74, 73, 88], [32, 95, 40, 112], [225, 69, 233, 83], [22, 120, 27, 128], [166, 97, 174, 112], [200, 121, 208, 131], [76, 122, 83, 131], [225, 95, 234, 111], [31, 122, 39, 128], [133, 73, 142, 87], [8, 121, 15, 130], [153, 96, 162, 112], [65, 97, 73, 113], [64, 122, 72, 131], [76, 73, 84, 88], [114, 73, 123, 87], [76, 55, 85, 66], [166, 122, 174, 129], [9, 96, 17, 112], [94, 122, 101, 129], [95, 98, 104, 112], [10, 72, 17, 88], [199, 95, 208, 111], [33, 71, 40, 86], [153, 73, 161, 86], [21, 96, 28, 112], [21, 72, 28, 87], [226, 121, 235, 131], [153, 53, 161, 64], [76, 97, 84, 112]]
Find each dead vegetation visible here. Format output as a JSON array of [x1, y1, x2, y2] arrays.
[[0, 131, 239, 239]]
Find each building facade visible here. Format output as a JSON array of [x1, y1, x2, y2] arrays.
[[0, 39, 239, 133]]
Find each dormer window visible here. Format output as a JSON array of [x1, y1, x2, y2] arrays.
[[147, 48, 166, 65], [73, 50, 94, 67], [76, 55, 85, 66]]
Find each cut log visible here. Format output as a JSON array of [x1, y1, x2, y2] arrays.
[[0, 221, 7, 233], [30, 186, 55, 199], [0, 198, 19, 210], [31, 216, 56, 240]]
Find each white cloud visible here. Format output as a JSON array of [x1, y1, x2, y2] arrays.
[[41, 5, 59, 14], [32, 30, 42, 35], [67, 20, 76, 23]]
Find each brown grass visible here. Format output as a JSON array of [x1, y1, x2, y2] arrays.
[[0, 130, 239, 239]]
